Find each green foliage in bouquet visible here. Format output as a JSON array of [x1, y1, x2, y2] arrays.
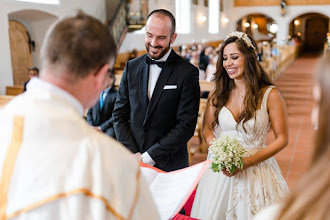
[[208, 135, 246, 174]]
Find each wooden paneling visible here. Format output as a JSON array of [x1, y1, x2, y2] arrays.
[[234, 0, 330, 7], [9, 20, 33, 86]]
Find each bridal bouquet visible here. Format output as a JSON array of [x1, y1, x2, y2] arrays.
[[209, 135, 246, 174]]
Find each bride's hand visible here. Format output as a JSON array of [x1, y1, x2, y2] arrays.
[[222, 158, 251, 177], [222, 167, 242, 177]]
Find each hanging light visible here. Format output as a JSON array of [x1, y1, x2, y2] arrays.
[[294, 19, 300, 25], [244, 22, 250, 27], [252, 24, 258, 29], [269, 23, 278, 34], [222, 17, 229, 24]]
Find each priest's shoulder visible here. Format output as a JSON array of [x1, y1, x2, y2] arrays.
[[83, 130, 140, 171]]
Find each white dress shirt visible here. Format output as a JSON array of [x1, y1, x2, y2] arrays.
[[147, 48, 172, 99], [142, 48, 172, 167]]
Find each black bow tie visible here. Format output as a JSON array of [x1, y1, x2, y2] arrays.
[[146, 57, 166, 68]]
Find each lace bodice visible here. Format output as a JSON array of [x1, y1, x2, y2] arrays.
[[214, 86, 274, 155]]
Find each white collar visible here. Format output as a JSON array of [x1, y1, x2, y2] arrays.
[[27, 77, 84, 116], [103, 86, 112, 94]]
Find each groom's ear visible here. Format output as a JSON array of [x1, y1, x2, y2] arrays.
[[170, 33, 177, 44]]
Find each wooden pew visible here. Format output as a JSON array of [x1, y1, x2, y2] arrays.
[[0, 95, 14, 109], [6, 86, 24, 96], [199, 81, 215, 92], [114, 74, 122, 89]]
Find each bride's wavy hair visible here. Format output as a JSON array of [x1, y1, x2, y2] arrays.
[[211, 34, 273, 130]]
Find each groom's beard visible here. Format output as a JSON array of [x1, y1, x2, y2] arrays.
[[145, 42, 170, 60]]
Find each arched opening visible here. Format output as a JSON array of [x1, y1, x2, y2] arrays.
[[289, 13, 329, 53], [236, 13, 277, 41], [8, 9, 58, 85]]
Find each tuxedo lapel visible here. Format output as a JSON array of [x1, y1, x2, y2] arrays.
[[143, 51, 176, 126], [139, 56, 149, 115]]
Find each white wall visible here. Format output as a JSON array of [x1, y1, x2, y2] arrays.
[[0, 0, 106, 95], [119, 0, 330, 53], [0, 0, 329, 94]]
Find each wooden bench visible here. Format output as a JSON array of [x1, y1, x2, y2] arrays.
[[199, 81, 215, 92], [0, 95, 14, 109], [114, 74, 122, 89], [188, 98, 209, 163], [6, 85, 24, 96]]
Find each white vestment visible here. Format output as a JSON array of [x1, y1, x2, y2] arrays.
[[0, 78, 160, 220]]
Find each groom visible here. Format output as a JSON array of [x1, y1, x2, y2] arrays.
[[113, 9, 200, 172]]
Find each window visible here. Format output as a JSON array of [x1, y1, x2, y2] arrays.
[[175, 0, 191, 34], [208, 0, 219, 33], [16, 0, 60, 5]]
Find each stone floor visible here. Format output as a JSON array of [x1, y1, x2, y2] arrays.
[[189, 53, 322, 190]]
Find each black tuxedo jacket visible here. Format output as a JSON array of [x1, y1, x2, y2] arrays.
[[113, 50, 200, 171], [87, 87, 117, 138]]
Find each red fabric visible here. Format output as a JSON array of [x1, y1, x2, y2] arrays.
[[183, 189, 197, 216], [172, 214, 199, 220], [172, 189, 199, 220]]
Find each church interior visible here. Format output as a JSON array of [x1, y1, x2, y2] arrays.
[[0, 0, 329, 219]]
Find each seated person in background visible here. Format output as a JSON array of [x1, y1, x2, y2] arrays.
[[128, 49, 138, 60], [23, 66, 39, 91], [0, 11, 159, 219], [87, 69, 117, 138], [257, 41, 263, 61], [190, 50, 205, 80]]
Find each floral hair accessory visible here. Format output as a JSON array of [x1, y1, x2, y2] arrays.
[[224, 31, 258, 56]]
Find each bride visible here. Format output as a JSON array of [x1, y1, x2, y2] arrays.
[[190, 32, 289, 220]]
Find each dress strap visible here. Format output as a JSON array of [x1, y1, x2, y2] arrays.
[[261, 86, 275, 110]]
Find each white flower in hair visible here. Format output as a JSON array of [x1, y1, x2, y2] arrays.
[[224, 31, 258, 56]]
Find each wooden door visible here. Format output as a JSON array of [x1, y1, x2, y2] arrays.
[[304, 17, 328, 52], [9, 20, 33, 85]]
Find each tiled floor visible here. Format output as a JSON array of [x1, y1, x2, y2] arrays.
[[189, 53, 321, 190]]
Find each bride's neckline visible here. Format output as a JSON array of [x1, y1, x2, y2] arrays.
[[223, 106, 262, 124]]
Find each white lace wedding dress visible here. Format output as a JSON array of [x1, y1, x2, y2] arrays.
[[191, 86, 289, 220]]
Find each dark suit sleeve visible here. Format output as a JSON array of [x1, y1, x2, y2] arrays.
[[148, 66, 200, 167], [86, 108, 94, 125], [99, 91, 117, 132], [113, 63, 139, 153]]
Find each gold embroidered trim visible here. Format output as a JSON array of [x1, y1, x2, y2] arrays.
[[0, 116, 25, 220], [0, 116, 141, 220], [7, 188, 125, 220]]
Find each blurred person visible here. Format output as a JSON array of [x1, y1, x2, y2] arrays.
[[0, 11, 159, 220], [191, 32, 289, 220], [128, 49, 138, 60], [23, 67, 39, 92], [254, 53, 330, 220], [87, 68, 118, 138], [113, 9, 200, 172]]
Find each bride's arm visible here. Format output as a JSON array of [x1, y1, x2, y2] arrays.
[[243, 88, 289, 169], [202, 92, 218, 146]]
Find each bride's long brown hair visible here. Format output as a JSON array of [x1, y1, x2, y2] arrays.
[[211, 35, 273, 130]]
